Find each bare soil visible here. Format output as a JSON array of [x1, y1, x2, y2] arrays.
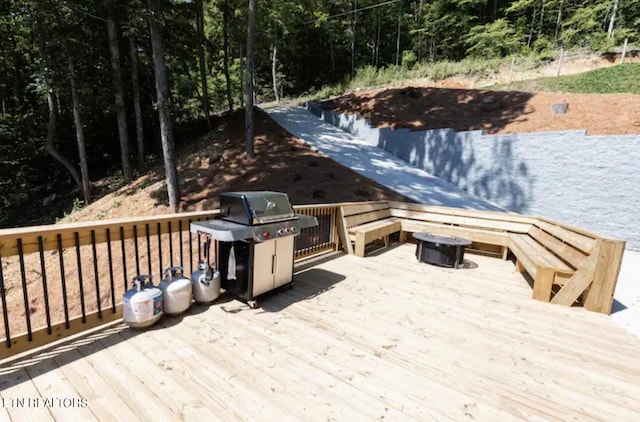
[[322, 86, 640, 135]]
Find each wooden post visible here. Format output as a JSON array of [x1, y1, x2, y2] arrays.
[[584, 239, 626, 314], [355, 231, 366, 257], [556, 47, 564, 77], [621, 38, 628, 64], [532, 268, 554, 302], [336, 207, 353, 255], [508, 56, 515, 84]]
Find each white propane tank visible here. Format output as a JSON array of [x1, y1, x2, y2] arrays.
[[191, 260, 221, 303], [123, 275, 163, 328], [159, 266, 193, 315]]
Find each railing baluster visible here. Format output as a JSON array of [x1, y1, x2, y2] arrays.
[[106, 229, 116, 313], [179, 220, 184, 268], [75, 232, 86, 323], [17, 239, 32, 341], [91, 230, 102, 318], [157, 222, 163, 277], [57, 234, 70, 328], [120, 227, 128, 291], [145, 223, 152, 276], [168, 221, 174, 267], [189, 219, 193, 273], [133, 225, 140, 277], [0, 252, 11, 347], [197, 232, 201, 262], [37, 237, 52, 334]]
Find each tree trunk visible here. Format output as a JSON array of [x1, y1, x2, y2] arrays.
[[538, 0, 545, 39], [395, 6, 402, 66], [375, 10, 381, 66], [554, 0, 563, 42], [350, 0, 357, 77], [67, 55, 91, 205], [239, 44, 245, 108], [245, 0, 256, 159], [148, 0, 181, 212], [528, 6, 537, 48], [328, 29, 336, 76], [36, 23, 83, 197], [223, 0, 234, 111], [44, 88, 83, 198], [608, 0, 620, 38], [272, 44, 279, 103], [107, 15, 133, 182], [129, 33, 146, 172], [196, 0, 212, 129]]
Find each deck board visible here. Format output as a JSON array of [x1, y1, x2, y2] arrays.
[[2, 244, 639, 421]]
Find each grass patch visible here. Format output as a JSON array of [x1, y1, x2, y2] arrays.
[[489, 63, 640, 94], [289, 55, 543, 105]]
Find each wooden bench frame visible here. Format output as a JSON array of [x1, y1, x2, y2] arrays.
[[337, 201, 625, 314]]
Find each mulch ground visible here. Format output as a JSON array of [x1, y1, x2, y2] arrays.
[[322, 86, 640, 135]]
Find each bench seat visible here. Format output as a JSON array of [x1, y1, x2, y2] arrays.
[[348, 217, 401, 257], [509, 233, 575, 301]]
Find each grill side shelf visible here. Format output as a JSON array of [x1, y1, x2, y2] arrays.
[[190, 220, 254, 242]]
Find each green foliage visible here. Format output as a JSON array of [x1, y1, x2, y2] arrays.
[[560, 2, 612, 50], [490, 63, 640, 93], [2, 0, 640, 226], [466, 19, 521, 58], [402, 50, 417, 69]]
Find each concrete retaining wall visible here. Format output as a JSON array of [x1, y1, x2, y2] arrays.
[[308, 103, 640, 250]]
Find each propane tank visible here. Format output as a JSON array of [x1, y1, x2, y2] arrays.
[[159, 266, 192, 315], [191, 260, 221, 303], [123, 275, 163, 328]]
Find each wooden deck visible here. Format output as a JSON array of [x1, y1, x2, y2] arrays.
[[2, 244, 640, 421]]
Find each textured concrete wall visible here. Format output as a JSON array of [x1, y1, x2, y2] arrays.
[[307, 103, 640, 250]]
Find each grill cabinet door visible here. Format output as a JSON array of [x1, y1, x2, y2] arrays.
[[274, 237, 295, 289], [252, 240, 276, 296]]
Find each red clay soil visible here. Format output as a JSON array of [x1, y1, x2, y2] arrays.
[[1, 109, 410, 341], [322, 86, 640, 135]]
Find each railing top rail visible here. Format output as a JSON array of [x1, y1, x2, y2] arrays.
[[0, 210, 221, 238]]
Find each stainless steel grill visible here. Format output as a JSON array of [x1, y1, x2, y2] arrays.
[[190, 191, 318, 308]]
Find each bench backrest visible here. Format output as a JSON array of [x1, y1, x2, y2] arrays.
[[527, 222, 593, 270], [388, 202, 532, 234], [342, 203, 392, 229]]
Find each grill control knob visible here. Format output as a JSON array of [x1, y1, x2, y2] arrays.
[[290, 227, 298, 233], [277, 228, 285, 236]]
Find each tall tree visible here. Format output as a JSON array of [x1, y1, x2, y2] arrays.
[[608, 0, 620, 38], [67, 53, 92, 204], [106, 13, 133, 182], [36, 19, 83, 198], [245, 0, 256, 159], [128, 32, 146, 171], [272, 44, 279, 103], [350, 0, 357, 77], [196, 0, 212, 129], [148, 0, 181, 212], [222, 0, 234, 111]]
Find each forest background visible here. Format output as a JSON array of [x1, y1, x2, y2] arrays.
[[1, 0, 637, 227]]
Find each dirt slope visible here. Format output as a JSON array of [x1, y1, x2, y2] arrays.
[[322, 86, 640, 135], [64, 108, 409, 224]]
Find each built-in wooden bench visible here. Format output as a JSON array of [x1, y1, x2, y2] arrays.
[[340, 202, 401, 257], [337, 201, 625, 314]]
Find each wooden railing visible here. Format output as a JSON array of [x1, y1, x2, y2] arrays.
[[0, 204, 342, 360], [2, 199, 625, 360]]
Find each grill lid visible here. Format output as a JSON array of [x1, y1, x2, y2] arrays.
[[220, 191, 296, 225]]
